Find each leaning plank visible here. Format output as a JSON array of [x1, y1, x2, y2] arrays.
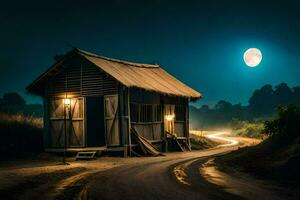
[[131, 127, 163, 156], [166, 131, 185, 152]]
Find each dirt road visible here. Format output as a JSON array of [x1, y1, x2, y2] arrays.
[[0, 131, 290, 200]]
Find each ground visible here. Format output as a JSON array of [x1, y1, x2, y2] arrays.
[[0, 131, 294, 200]]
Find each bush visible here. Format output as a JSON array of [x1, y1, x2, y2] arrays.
[[230, 118, 265, 138], [217, 105, 300, 182], [263, 104, 300, 138], [0, 113, 43, 159], [189, 133, 219, 150]]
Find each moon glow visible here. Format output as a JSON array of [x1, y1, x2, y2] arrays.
[[243, 48, 262, 67]]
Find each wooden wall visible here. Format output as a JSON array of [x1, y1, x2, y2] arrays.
[[129, 88, 189, 141], [47, 54, 118, 98], [44, 54, 120, 148]]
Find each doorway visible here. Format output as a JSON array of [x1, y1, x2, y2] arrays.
[[86, 96, 106, 147]]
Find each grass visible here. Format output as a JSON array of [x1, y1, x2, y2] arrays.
[[0, 113, 43, 159], [230, 119, 266, 139], [190, 133, 219, 150], [0, 113, 43, 127]]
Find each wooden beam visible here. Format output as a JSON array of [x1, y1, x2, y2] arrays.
[[161, 97, 167, 152], [185, 98, 191, 149], [127, 88, 132, 157], [43, 89, 50, 149], [119, 85, 131, 157]]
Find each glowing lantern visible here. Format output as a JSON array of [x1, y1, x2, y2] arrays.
[[165, 114, 175, 121], [63, 98, 71, 106]]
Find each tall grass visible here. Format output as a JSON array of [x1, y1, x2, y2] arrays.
[[230, 118, 266, 139], [0, 113, 43, 159], [189, 132, 219, 150], [0, 113, 43, 127]]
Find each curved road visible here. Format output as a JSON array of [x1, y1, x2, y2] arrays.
[[1, 131, 288, 200], [77, 132, 267, 200], [84, 148, 242, 200]]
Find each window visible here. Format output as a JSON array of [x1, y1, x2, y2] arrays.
[[130, 103, 162, 123], [175, 105, 186, 122]]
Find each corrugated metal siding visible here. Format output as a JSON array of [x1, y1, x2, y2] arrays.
[[48, 57, 118, 97]]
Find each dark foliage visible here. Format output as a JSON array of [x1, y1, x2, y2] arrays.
[[0, 113, 43, 160], [264, 104, 300, 139], [249, 83, 298, 116], [217, 105, 300, 183], [1, 93, 25, 106], [0, 92, 43, 117], [190, 100, 251, 129], [191, 83, 300, 129]]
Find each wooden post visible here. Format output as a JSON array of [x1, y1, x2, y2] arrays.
[[127, 88, 131, 157], [185, 98, 191, 150], [43, 89, 50, 149], [118, 85, 126, 157], [119, 85, 131, 157], [162, 99, 167, 152]]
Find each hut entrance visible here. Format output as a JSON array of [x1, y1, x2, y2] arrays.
[[86, 96, 106, 147], [104, 95, 120, 146], [164, 104, 175, 135]]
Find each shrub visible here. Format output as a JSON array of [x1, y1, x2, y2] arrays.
[[0, 113, 43, 158], [230, 118, 265, 138], [263, 104, 300, 138]]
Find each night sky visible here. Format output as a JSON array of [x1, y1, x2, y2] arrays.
[[1, 0, 300, 106]]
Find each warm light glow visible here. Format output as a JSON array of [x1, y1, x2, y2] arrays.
[[165, 114, 175, 121], [243, 48, 262, 67], [63, 98, 71, 106]]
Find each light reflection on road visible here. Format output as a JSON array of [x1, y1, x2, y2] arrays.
[[205, 132, 239, 147], [190, 130, 240, 147]]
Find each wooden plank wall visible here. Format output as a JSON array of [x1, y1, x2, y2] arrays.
[[47, 55, 118, 97]]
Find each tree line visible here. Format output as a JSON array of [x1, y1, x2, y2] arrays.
[[0, 93, 43, 117], [190, 83, 300, 129]]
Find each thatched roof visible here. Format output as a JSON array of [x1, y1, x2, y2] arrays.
[[27, 48, 202, 99]]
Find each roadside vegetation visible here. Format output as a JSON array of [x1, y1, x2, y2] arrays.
[[190, 83, 300, 131], [0, 113, 43, 160], [230, 119, 266, 139], [189, 132, 219, 150], [216, 104, 300, 184], [0, 92, 43, 117]]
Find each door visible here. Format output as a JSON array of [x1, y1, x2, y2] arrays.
[[68, 98, 84, 147], [86, 96, 106, 147], [49, 98, 65, 147], [49, 97, 84, 148], [104, 95, 120, 146]]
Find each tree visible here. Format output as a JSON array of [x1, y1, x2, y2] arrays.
[[263, 104, 300, 140], [199, 104, 210, 112], [214, 100, 232, 112], [2, 93, 26, 106], [273, 83, 293, 106], [292, 86, 300, 104], [249, 84, 275, 116]]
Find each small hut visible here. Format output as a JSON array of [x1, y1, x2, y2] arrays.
[[27, 48, 201, 156]]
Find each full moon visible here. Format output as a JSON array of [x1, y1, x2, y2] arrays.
[[243, 48, 262, 67]]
